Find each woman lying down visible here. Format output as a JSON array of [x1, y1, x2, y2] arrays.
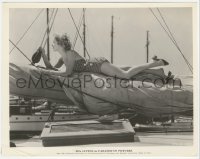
[[32, 33, 169, 122], [32, 33, 169, 78]]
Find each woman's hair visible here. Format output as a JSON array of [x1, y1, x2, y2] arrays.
[[54, 34, 71, 51]]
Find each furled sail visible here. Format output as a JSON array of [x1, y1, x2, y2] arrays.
[[9, 63, 193, 117]]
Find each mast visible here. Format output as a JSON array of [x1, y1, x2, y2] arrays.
[[146, 30, 149, 63], [83, 9, 86, 58], [46, 8, 50, 61], [111, 16, 114, 64]]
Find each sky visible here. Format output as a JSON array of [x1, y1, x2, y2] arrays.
[[9, 8, 193, 75]]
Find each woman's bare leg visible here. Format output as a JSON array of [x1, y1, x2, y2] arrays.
[[101, 63, 127, 78], [101, 60, 166, 79], [125, 60, 166, 78]]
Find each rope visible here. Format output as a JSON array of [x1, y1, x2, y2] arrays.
[[156, 8, 193, 70], [42, 8, 58, 48], [40, 8, 56, 47], [9, 9, 44, 54], [72, 9, 84, 49], [67, 8, 90, 59], [149, 8, 193, 73], [9, 39, 34, 65], [157, 8, 178, 48], [31, 9, 58, 64]]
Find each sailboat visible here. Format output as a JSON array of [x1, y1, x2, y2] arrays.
[[9, 8, 193, 131], [9, 9, 100, 132]]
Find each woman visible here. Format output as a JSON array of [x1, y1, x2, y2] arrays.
[[38, 33, 168, 79]]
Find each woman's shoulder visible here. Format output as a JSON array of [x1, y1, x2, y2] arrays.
[[70, 50, 83, 59], [70, 50, 78, 55]]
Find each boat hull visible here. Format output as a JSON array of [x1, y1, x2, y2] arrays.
[[10, 114, 99, 131]]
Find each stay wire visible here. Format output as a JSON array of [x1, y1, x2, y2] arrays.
[[42, 9, 58, 48], [67, 8, 90, 59], [149, 8, 193, 73], [150, 8, 193, 72], [9, 9, 44, 54], [72, 9, 84, 49], [31, 9, 58, 66], [156, 8, 193, 70], [40, 8, 56, 47], [157, 8, 178, 47], [9, 39, 34, 65]]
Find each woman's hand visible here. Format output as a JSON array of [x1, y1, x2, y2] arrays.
[[32, 46, 44, 64], [38, 46, 45, 54], [40, 47, 54, 69], [43, 69, 71, 77]]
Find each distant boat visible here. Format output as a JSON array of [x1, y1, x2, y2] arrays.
[[9, 95, 98, 132]]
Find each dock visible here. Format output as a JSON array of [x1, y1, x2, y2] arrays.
[[11, 132, 192, 147]]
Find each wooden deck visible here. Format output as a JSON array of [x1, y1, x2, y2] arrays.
[[11, 132, 192, 147]]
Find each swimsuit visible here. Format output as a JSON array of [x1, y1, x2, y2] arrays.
[[73, 57, 109, 73]]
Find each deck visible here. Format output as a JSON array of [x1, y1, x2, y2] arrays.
[[11, 132, 192, 147]]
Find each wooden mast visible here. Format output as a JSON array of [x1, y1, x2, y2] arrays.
[[46, 8, 50, 61], [46, 8, 51, 108], [83, 9, 86, 58], [111, 16, 114, 64], [146, 30, 149, 63]]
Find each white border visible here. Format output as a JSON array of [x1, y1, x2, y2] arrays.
[[1, 1, 199, 158]]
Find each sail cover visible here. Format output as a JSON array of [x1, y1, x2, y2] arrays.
[[9, 63, 193, 117]]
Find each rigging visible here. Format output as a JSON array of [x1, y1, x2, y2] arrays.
[[157, 8, 193, 70], [9, 9, 44, 54], [149, 8, 193, 73], [72, 9, 84, 49], [67, 8, 90, 59], [9, 39, 34, 65], [40, 9, 58, 48]]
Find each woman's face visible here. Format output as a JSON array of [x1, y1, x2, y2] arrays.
[[52, 39, 60, 52]]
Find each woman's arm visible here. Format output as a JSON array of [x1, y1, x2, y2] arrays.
[[38, 68, 69, 78], [42, 69, 69, 77], [54, 57, 64, 69], [39, 47, 54, 69], [40, 51, 76, 77]]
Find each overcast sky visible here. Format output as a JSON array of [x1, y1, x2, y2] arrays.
[[9, 8, 193, 75]]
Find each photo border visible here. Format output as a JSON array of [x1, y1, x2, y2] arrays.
[[2, 2, 199, 157]]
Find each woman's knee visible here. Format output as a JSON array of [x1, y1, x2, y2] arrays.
[[123, 72, 132, 79], [101, 63, 130, 79], [115, 71, 129, 79]]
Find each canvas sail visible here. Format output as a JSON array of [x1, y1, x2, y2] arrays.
[[9, 63, 193, 117]]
